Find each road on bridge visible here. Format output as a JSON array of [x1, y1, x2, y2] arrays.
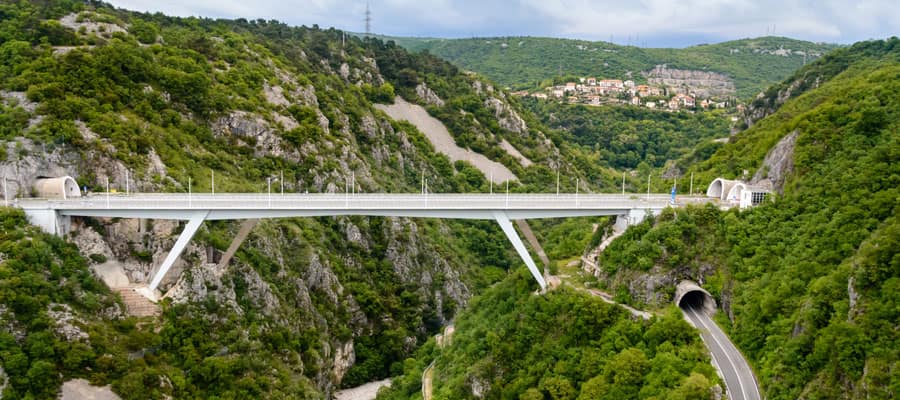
[[682, 305, 761, 400]]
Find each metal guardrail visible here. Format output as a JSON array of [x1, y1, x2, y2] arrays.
[[16, 193, 703, 211]]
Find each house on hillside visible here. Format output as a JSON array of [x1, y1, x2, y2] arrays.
[[598, 79, 624, 89]]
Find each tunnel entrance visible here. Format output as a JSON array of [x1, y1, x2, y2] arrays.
[[674, 280, 717, 315], [679, 290, 708, 309]]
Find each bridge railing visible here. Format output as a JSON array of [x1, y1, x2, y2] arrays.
[[17, 193, 692, 210]]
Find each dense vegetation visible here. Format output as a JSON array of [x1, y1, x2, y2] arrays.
[[379, 272, 720, 400], [383, 35, 837, 98], [0, 207, 327, 399], [598, 38, 899, 398], [522, 99, 730, 171], [0, 0, 584, 397]]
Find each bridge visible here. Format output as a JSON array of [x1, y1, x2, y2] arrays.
[[15, 192, 759, 398], [16, 192, 686, 298]]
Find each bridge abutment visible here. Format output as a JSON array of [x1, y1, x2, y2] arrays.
[[24, 209, 71, 236]]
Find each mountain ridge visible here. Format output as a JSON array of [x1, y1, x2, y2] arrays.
[[367, 34, 839, 98]]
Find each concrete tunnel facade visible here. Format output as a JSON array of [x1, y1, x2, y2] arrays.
[[34, 176, 80, 199], [706, 178, 739, 201], [675, 280, 717, 315]]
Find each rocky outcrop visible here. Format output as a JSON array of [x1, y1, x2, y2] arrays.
[[752, 130, 798, 193], [0, 138, 83, 199], [47, 303, 88, 342], [644, 65, 736, 98], [59, 13, 128, 37], [332, 341, 355, 383], [212, 111, 302, 161], [0, 366, 7, 397], [484, 97, 528, 135], [263, 81, 291, 107], [415, 83, 444, 107]]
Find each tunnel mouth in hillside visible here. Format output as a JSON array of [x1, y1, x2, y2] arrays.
[[675, 280, 717, 316], [678, 290, 712, 311]]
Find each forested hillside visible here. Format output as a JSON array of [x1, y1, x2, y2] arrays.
[[597, 38, 899, 398], [522, 99, 730, 171], [384, 36, 837, 98], [379, 272, 721, 400], [0, 0, 624, 398]]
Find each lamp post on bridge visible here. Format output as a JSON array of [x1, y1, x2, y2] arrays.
[[690, 172, 694, 196]]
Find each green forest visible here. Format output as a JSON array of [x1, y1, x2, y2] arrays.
[[598, 38, 900, 398], [522, 99, 730, 171], [378, 272, 720, 400], [383, 35, 837, 98]]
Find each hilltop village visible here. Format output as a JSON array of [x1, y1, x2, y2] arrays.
[[515, 77, 740, 111]]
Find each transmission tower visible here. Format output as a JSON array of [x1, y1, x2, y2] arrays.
[[365, 1, 371, 36]]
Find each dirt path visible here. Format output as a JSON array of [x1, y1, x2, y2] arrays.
[[422, 363, 434, 400], [60, 379, 120, 400], [334, 379, 392, 400], [375, 97, 516, 184]]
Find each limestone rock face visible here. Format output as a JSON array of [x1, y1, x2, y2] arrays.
[[212, 111, 300, 161], [47, 303, 88, 342], [415, 83, 445, 107], [753, 130, 798, 193], [644, 65, 736, 98], [332, 340, 355, 383], [484, 97, 528, 135]]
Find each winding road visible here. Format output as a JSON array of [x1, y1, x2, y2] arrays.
[[682, 305, 761, 400]]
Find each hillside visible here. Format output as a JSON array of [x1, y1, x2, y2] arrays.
[[521, 99, 731, 171], [380, 35, 838, 98], [0, 0, 626, 398], [597, 38, 899, 398], [378, 272, 721, 400]]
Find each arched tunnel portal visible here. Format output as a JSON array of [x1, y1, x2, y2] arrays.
[[675, 280, 717, 315]]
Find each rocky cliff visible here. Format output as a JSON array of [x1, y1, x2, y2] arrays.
[[643, 64, 736, 98]]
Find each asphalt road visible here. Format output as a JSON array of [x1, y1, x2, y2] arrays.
[[682, 305, 761, 400]]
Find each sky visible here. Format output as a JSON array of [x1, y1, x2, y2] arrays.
[[106, 0, 899, 48]]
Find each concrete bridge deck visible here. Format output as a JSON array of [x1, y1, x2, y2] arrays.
[[17, 193, 687, 220]]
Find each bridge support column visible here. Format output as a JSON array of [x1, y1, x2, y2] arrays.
[[493, 211, 547, 290], [146, 210, 209, 296], [217, 219, 258, 268]]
